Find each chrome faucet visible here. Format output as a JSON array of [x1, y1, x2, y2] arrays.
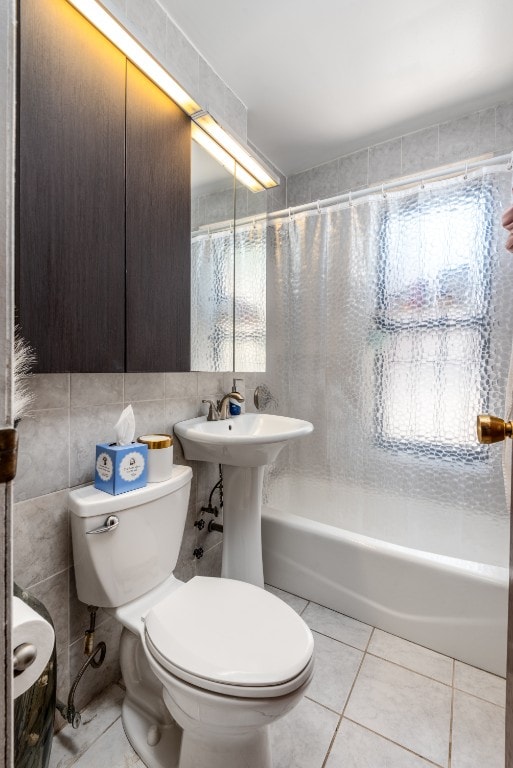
[[201, 400, 220, 421], [202, 381, 245, 421], [218, 390, 244, 420]]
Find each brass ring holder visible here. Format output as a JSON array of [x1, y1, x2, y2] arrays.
[[476, 414, 513, 444]]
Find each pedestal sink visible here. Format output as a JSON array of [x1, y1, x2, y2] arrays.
[[175, 413, 313, 587]]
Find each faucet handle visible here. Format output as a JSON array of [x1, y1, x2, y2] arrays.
[[202, 400, 220, 422]]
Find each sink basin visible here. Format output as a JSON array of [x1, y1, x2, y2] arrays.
[[175, 412, 313, 587], [175, 413, 313, 467]]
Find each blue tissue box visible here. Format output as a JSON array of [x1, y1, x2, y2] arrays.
[[94, 442, 148, 495]]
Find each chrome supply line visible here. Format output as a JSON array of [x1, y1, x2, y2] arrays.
[[268, 151, 513, 222]]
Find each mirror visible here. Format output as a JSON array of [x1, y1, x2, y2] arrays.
[[190, 142, 266, 372], [233, 177, 266, 372]]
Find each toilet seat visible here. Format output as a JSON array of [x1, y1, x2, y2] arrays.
[[144, 576, 314, 698]]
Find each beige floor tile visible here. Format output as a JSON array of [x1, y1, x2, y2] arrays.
[[345, 655, 451, 766], [49, 684, 124, 768], [454, 661, 506, 707], [71, 718, 142, 768], [368, 629, 453, 685], [326, 718, 441, 767], [271, 696, 339, 768], [265, 584, 308, 614], [307, 631, 363, 712], [301, 602, 372, 650], [451, 689, 505, 768]]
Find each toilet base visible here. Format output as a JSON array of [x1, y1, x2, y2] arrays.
[[119, 627, 183, 768], [180, 725, 271, 768], [121, 698, 182, 768], [164, 689, 272, 768]]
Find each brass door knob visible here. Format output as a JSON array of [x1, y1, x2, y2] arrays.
[[476, 414, 513, 444]]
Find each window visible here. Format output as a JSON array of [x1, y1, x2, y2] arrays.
[[375, 181, 493, 461]]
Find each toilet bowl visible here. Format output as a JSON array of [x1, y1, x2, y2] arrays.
[[69, 466, 314, 768]]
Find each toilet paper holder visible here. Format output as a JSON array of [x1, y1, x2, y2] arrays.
[[13, 642, 37, 675]]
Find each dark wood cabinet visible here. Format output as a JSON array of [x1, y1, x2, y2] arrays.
[[16, 0, 191, 373], [125, 62, 190, 372]]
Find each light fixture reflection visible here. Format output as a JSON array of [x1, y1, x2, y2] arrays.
[[191, 124, 264, 193], [193, 112, 278, 189]]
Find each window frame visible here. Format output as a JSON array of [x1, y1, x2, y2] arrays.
[[373, 180, 494, 464]]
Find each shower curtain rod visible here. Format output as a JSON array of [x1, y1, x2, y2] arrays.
[[268, 151, 513, 221], [191, 152, 513, 236]]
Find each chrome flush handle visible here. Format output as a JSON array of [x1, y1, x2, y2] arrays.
[[86, 515, 119, 535]]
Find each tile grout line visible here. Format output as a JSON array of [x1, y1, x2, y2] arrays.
[[342, 716, 446, 768], [306, 625, 454, 689], [320, 625, 375, 768], [300, 602, 505, 704], [311, 618, 456, 768], [365, 649, 453, 687], [53, 688, 125, 768], [289, 588, 506, 765], [451, 686, 506, 710], [448, 658, 455, 767]]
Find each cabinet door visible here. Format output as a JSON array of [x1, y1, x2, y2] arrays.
[[17, 0, 126, 373], [125, 61, 191, 372]]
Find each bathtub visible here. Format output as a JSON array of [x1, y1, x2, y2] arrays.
[[262, 505, 508, 676]]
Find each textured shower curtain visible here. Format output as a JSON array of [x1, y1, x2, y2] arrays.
[[191, 220, 266, 371], [191, 228, 234, 371], [267, 167, 513, 567]]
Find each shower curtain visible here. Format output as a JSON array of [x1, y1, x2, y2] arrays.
[[266, 166, 513, 567]]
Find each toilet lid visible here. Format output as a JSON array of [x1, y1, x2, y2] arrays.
[[144, 576, 314, 687]]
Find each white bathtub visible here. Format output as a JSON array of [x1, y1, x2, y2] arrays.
[[262, 506, 508, 676]]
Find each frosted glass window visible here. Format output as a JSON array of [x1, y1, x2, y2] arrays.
[[376, 182, 492, 457]]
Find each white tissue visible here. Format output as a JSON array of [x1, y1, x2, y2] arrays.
[[114, 404, 135, 446], [13, 596, 55, 698]]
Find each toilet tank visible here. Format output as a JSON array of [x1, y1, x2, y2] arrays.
[[69, 465, 192, 608]]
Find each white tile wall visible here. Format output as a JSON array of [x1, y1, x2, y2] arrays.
[[286, 98, 513, 208]]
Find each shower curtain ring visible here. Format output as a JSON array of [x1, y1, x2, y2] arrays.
[[382, 184, 386, 199], [464, 162, 468, 179], [507, 151, 513, 171], [348, 190, 353, 207], [288, 207, 294, 222], [316, 200, 321, 214]]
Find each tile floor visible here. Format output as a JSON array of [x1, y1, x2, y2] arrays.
[[49, 585, 506, 768]]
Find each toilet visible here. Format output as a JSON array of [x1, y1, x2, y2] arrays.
[[69, 465, 314, 768]]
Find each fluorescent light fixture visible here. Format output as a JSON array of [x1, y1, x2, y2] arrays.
[[67, 0, 201, 114], [193, 112, 279, 189], [191, 124, 264, 193], [66, 0, 279, 192]]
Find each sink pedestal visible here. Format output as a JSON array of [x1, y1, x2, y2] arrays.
[[174, 414, 314, 590], [221, 465, 265, 588]]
